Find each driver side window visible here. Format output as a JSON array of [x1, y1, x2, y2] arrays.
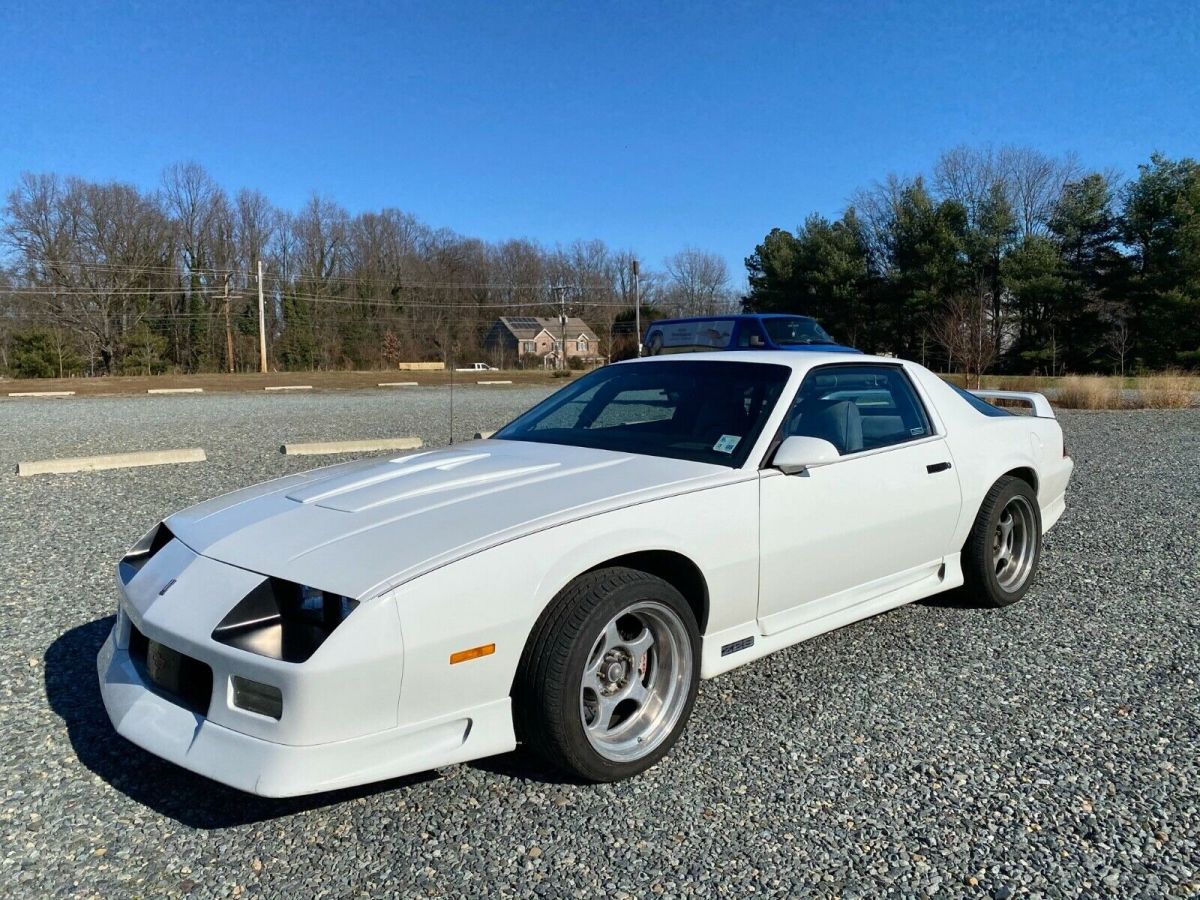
[[784, 366, 932, 456], [737, 320, 766, 348]]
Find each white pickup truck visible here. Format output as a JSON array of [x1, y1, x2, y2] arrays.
[[455, 363, 498, 372]]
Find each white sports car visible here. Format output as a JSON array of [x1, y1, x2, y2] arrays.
[[99, 352, 1073, 796]]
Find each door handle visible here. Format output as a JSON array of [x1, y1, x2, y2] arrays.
[[926, 461, 952, 474]]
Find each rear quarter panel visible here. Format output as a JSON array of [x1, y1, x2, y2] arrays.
[[910, 368, 1070, 544]]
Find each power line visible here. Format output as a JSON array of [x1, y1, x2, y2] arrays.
[[1, 279, 635, 295], [12, 258, 649, 292], [1, 288, 640, 310]]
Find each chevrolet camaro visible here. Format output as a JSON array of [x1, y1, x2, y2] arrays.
[[98, 352, 1073, 796]]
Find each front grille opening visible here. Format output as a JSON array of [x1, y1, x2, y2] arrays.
[[128, 623, 213, 715]]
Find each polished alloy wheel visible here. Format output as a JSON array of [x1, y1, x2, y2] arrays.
[[993, 494, 1038, 592], [579, 601, 692, 762]]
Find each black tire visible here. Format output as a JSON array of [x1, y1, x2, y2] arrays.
[[962, 475, 1042, 607], [513, 566, 700, 782]]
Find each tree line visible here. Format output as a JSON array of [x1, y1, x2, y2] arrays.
[[5, 148, 1196, 380], [0, 163, 736, 377], [745, 147, 1200, 378]]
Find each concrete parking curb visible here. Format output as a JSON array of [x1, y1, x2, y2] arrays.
[[477, 380, 513, 385], [8, 391, 76, 398], [147, 388, 204, 394], [265, 385, 313, 392], [378, 382, 419, 387], [16, 448, 207, 477], [280, 437, 424, 456]]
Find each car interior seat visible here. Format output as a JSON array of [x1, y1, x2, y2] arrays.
[[789, 399, 863, 455], [692, 384, 750, 442]]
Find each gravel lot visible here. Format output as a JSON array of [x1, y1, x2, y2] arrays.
[[1, 391, 1197, 898]]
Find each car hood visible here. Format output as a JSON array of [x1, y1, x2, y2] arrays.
[[165, 439, 732, 600]]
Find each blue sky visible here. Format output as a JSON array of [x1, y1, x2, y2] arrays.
[[1, 1, 1197, 284]]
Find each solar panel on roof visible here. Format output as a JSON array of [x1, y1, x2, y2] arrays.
[[509, 316, 540, 327]]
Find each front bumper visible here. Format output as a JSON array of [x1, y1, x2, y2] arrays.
[[99, 534, 516, 797], [97, 625, 514, 796]]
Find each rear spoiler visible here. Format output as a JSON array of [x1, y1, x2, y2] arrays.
[[969, 390, 1056, 418]]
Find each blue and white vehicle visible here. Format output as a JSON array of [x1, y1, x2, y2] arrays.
[[643, 313, 859, 356]]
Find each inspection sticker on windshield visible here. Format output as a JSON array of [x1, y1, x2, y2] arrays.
[[713, 434, 741, 454]]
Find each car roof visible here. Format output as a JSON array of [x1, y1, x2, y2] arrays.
[[617, 349, 905, 375]]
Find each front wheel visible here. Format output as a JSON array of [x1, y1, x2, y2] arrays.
[[962, 475, 1042, 607], [513, 567, 699, 782]]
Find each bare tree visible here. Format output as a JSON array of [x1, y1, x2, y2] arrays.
[[161, 162, 228, 368], [933, 294, 997, 388], [234, 188, 276, 270], [3, 174, 174, 371], [934, 146, 1001, 223], [162, 162, 223, 273], [1000, 146, 1081, 238], [490, 238, 552, 321], [1092, 297, 1132, 377], [663, 247, 732, 316], [936, 145, 1081, 238], [560, 239, 615, 323], [849, 173, 912, 274]]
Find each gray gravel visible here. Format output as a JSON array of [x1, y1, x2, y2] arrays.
[[0, 392, 1197, 898]]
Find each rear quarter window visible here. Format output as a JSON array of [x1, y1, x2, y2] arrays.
[[949, 384, 1014, 417]]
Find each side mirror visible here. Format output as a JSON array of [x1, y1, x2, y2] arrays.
[[773, 435, 840, 474]]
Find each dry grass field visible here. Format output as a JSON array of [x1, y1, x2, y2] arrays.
[[1054, 376, 1126, 410], [1131, 370, 1199, 409], [4, 365, 1197, 407], [944, 371, 1200, 409], [0, 368, 566, 397]]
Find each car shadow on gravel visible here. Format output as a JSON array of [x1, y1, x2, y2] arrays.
[[469, 750, 588, 785], [917, 586, 997, 610], [44, 617, 438, 829]]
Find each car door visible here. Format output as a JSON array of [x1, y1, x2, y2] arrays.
[[756, 364, 962, 635]]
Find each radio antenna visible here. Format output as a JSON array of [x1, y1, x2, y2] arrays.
[[448, 336, 455, 446]]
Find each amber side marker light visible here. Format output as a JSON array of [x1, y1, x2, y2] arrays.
[[450, 643, 496, 665]]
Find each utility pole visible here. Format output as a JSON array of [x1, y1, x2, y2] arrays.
[[256, 259, 268, 374], [632, 259, 641, 357], [223, 273, 234, 374], [555, 284, 567, 370]]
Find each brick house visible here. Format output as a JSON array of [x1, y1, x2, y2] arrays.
[[485, 316, 605, 368]]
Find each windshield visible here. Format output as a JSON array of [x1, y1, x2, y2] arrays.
[[494, 360, 791, 467], [762, 316, 835, 345]]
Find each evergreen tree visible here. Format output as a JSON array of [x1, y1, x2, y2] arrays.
[[1122, 154, 1200, 367]]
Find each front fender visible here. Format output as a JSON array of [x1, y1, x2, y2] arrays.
[[381, 478, 759, 730]]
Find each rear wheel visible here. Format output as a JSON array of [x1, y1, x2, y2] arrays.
[[513, 567, 699, 782], [962, 476, 1042, 607]]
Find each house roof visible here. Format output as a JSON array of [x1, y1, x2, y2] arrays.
[[496, 316, 599, 341]]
